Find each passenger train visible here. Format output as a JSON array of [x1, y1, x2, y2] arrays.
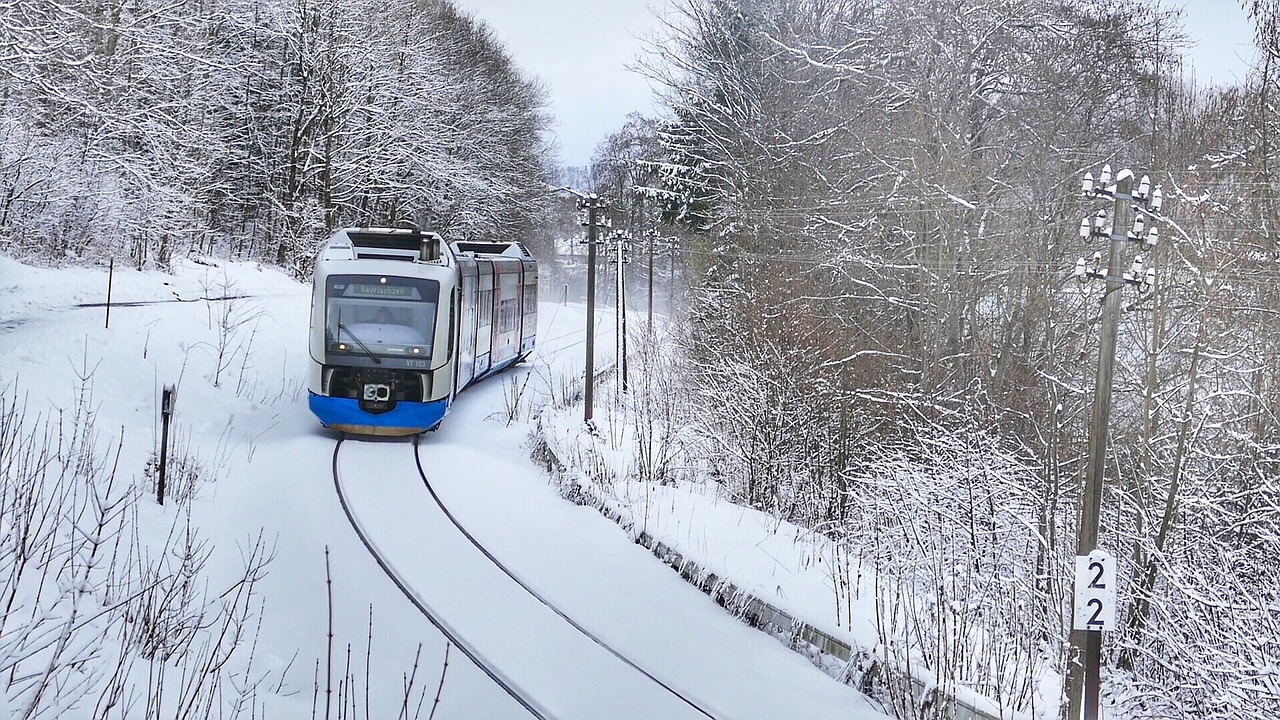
[[307, 225, 537, 435]]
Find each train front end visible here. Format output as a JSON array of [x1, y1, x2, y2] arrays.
[[307, 228, 458, 436]]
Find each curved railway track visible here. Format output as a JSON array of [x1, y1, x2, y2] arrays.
[[409, 436, 719, 720], [331, 434, 722, 720], [331, 435, 554, 719]]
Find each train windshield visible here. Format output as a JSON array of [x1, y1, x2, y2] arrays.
[[324, 275, 439, 362]]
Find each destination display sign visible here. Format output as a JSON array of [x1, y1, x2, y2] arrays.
[[336, 283, 420, 300]]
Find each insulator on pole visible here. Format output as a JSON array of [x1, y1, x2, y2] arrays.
[[1142, 226, 1159, 251], [1128, 255, 1144, 278]]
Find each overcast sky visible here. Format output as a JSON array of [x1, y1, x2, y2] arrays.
[[450, 1, 1258, 169]]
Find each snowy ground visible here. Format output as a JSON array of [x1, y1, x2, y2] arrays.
[[0, 256, 890, 719]]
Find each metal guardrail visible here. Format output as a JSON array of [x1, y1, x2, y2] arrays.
[[534, 420, 1012, 720]]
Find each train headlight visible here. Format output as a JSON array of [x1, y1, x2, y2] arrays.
[[412, 347, 421, 354], [338, 343, 347, 351]]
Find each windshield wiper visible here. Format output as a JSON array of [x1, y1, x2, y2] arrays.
[[337, 323, 382, 364]]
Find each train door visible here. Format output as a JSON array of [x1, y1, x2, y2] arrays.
[[449, 286, 461, 402], [491, 260, 520, 367], [474, 259, 494, 378], [520, 258, 537, 357], [457, 260, 477, 390]]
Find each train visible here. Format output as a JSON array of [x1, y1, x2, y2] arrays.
[[307, 225, 537, 435]]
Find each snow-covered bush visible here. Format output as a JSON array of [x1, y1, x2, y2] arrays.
[[852, 425, 1059, 717], [0, 382, 274, 719]]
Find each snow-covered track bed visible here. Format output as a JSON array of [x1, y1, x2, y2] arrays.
[[331, 435, 721, 720], [331, 435, 549, 718]]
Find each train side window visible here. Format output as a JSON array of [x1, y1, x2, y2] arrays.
[[498, 299, 518, 332], [479, 289, 493, 327]]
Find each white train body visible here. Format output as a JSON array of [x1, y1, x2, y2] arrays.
[[307, 227, 537, 435]]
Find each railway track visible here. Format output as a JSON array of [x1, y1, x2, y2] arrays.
[[331, 435, 722, 720], [331, 435, 554, 719]]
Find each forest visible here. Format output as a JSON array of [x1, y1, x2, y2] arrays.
[[0, 0, 554, 273], [3, 0, 1279, 717], [586, 1, 1280, 717]]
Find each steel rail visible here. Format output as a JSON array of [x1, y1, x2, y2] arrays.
[[411, 435, 721, 720], [331, 435, 555, 720]]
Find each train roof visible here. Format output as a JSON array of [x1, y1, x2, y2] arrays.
[[317, 227, 447, 264], [316, 227, 536, 266], [450, 241, 533, 259]]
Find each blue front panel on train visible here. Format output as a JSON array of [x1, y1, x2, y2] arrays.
[[309, 393, 448, 434]]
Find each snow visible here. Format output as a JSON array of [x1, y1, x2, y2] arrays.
[[540, 418, 886, 652], [0, 255, 889, 718], [539, 409, 1050, 720]]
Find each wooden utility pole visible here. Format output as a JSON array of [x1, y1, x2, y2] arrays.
[[1073, 172, 1129, 720], [578, 193, 606, 422], [668, 237, 677, 313], [1067, 167, 1162, 720], [611, 230, 630, 394], [646, 228, 657, 337]]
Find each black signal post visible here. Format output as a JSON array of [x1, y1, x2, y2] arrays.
[[158, 384, 177, 505]]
